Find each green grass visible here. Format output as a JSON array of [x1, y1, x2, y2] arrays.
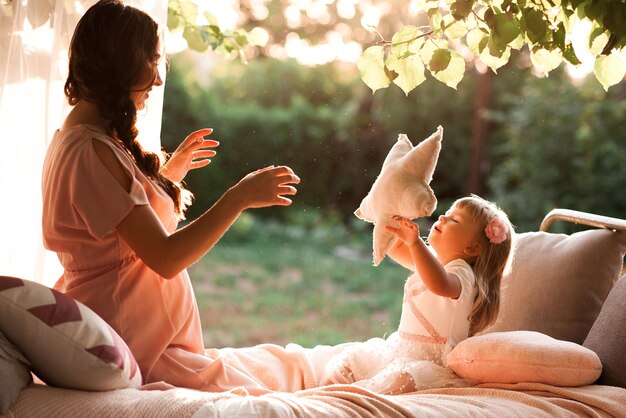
[[189, 211, 408, 348]]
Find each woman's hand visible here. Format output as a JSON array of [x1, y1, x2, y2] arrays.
[[385, 215, 420, 247], [161, 128, 218, 183], [137, 381, 177, 391], [227, 165, 300, 210]]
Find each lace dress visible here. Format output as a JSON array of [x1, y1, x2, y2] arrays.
[[325, 258, 476, 394]]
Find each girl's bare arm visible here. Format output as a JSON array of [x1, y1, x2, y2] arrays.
[[386, 216, 460, 298]]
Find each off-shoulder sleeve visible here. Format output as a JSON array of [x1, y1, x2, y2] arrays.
[[68, 136, 150, 240], [443, 258, 477, 356], [444, 259, 476, 301]]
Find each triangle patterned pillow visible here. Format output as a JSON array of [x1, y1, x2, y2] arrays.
[[356, 126, 443, 265], [0, 276, 142, 390]]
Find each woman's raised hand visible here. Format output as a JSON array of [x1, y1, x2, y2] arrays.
[[161, 128, 218, 183], [228, 165, 300, 210]]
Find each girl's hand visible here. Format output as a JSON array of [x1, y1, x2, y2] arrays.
[[385, 215, 420, 247], [161, 128, 218, 183], [228, 165, 300, 210]]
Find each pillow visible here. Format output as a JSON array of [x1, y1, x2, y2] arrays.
[[584, 276, 626, 388], [447, 331, 602, 386], [356, 126, 443, 265], [0, 276, 142, 390], [482, 229, 626, 344], [0, 329, 32, 415]]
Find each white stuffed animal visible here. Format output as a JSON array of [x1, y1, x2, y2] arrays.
[[355, 126, 443, 265]]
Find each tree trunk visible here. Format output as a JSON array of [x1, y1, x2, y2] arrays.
[[468, 70, 493, 195]]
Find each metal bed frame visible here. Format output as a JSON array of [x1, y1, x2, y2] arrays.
[[539, 208, 626, 233]]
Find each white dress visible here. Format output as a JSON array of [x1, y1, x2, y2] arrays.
[[325, 258, 476, 394]]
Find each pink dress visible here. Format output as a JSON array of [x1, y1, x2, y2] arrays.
[[42, 124, 350, 393]]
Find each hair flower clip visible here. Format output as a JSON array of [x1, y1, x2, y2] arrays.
[[485, 216, 508, 244]]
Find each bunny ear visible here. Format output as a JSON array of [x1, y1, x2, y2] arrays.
[[372, 222, 397, 266], [381, 134, 413, 168], [410, 126, 443, 182]]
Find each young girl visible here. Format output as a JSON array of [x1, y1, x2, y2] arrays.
[[326, 195, 514, 394]]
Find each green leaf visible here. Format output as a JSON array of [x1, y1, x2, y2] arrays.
[[450, 0, 475, 20], [594, 53, 626, 91], [233, 29, 249, 47], [221, 37, 236, 53], [530, 48, 563, 76], [249, 27, 269, 47], [429, 48, 452, 72], [428, 8, 443, 34], [563, 45, 582, 65], [522, 7, 547, 43], [178, 0, 198, 24], [386, 53, 426, 95], [552, 23, 566, 50], [509, 32, 524, 50], [201, 25, 222, 49], [491, 12, 520, 50], [480, 47, 511, 73], [483, 7, 495, 27], [589, 28, 609, 56], [585, 0, 606, 21], [487, 35, 506, 57], [467, 28, 488, 54], [432, 49, 465, 89], [442, 14, 469, 39], [183, 26, 208, 52], [384, 66, 399, 82], [203, 11, 218, 26], [357, 46, 391, 93], [167, 7, 180, 31], [419, 39, 449, 64], [575, 0, 592, 19], [391, 26, 424, 57]]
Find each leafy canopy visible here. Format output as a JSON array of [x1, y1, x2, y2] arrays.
[[169, 0, 626, 93], [357, 0, 626, 93], [167, 0, 268, 63]]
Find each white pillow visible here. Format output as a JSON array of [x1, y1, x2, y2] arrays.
[[0, 329, 32, 415], [447, 331, 602, 386], [0, 276, 142, 391], [356, 126, 443, 265]]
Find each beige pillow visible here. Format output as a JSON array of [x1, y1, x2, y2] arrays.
[[0, 276, 142, 390], [447, 331, 602, 386], [0, 329, 32, 415], [355, 126, 443, 265], [584, 276, 626, 388], [483, 229, 626, 344]]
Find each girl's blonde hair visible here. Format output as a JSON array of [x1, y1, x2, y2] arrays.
[[453, 195, 514, 336]]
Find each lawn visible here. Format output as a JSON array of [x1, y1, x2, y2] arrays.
[[188, 211, 409, 349]]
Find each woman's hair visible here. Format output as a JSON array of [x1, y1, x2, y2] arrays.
[[64, 0, 191, 218], [453, 195, 514, 336]]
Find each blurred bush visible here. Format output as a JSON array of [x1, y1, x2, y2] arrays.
[[161, 54, 625, 233], [162, 56, 477, 223], [487, 69, 626, 232]]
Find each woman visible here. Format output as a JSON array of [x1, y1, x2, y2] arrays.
[[42, 0, 302, 392]]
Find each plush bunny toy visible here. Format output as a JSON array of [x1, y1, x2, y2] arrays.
[[355, 126, 443, 265]]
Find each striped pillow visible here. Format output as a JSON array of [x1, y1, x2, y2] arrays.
[[0, 276, 142, 390]]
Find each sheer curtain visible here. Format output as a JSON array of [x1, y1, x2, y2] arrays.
[[0, 0, 167, 286]]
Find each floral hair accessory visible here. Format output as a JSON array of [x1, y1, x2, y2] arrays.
[[485, 216, 508, 244]]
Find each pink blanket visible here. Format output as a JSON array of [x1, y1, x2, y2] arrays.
[[8, 382, 626, 417]]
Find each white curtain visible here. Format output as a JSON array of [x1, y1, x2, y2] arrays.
[[0, 0, 167, 286]]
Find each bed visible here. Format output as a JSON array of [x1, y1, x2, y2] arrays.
[[2, 208, 626, 418]]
